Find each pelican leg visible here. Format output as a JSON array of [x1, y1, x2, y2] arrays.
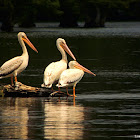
[[73, 96, 75, 106], [66, 87, 71, 101], [15, 76, 17, 83], [50, 87, 62, 97], [73, 86, 75, 97], [66, 87, 73, 96], [14, 76, 19, 90], [66, 87, 69, 95], [73, 86, 77, 97], [58, 87, 61, 92], [51, 87, 54, 92], [11, 76, 14, 86]]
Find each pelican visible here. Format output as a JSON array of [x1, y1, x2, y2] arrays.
[[41, 38, 76, 91], [56, 61, 96, 97], [0, 32, 38, 86]]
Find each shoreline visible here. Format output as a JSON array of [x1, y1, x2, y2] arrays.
[[0, 22, 140, 38]]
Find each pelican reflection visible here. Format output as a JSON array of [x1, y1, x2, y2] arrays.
[[0, 98, 85, 140], [44, 100, 84, 139], [0, 98, 29, 139]]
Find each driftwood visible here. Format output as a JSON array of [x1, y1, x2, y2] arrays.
[[0, 82, 68, 97]]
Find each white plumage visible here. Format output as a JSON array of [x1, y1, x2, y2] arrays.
[[42, 60, 67, 88], [56, 61, 96, 97], [0, 32, 38, 85], [41, 38, 76, 90], [57, 68, 84, 88]]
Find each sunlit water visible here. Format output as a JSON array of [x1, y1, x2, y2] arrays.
[[0, 22, 140, 139]]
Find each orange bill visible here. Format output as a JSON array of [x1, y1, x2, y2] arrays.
[[22, 35, 38, 53], [74, 62, 96, 76], [62, 43, 76, 60]]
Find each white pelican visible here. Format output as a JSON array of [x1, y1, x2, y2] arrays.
[[56, 61, 96, 97], [41, 38, 76, 91], [0, 32, 38, 86]]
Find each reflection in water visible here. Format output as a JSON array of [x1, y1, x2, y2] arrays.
[[0, 98, 29, 139], [44, 99, 84, 139], [0, 97, 84, 140]]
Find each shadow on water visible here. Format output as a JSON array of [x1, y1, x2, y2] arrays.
[[0, 24, 140, 139]]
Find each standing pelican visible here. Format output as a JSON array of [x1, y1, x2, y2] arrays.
[[0, 32, 38, 86], [41, 38, 76, 90], [56, 61, 96, 97]]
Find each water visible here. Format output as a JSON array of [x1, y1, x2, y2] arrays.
[[0, 22, 140, 139]]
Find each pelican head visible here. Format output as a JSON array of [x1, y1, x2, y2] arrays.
[[56, 38, 76, 60], [69, 61, 96, 76], [18, 32, 38, 53]]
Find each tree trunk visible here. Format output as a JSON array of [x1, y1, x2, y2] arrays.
[[1, 17, 13, 32], [84, 6, 100, 27], [0, 4, 14, 32], [59, 0, 79, 27], [84, 5, 107, 28], [99, 6, 107, 27], [19, 8, 35, 28], [99, 16, 106, 27], [59, 15, 78, 27]]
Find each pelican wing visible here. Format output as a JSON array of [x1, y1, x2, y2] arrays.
[[44, 60, 67, 86], [0, 56, 23, 77], [58, 69, 84, 87]]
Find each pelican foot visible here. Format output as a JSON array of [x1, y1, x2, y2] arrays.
[[67, 93, 74, 97], [11, 83, 14, 87], [67, 92, 77, 97], [65, 89, 77, 97], [14, 87, 19, 90], [50, 91, 59, 96], [50, 90, 67, 97], [14, 81, 21, 90], [71, 95, 77, 97], [41, 83, 46, 88]]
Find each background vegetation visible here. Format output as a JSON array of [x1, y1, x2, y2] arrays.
[[0, 0, 140, 31]]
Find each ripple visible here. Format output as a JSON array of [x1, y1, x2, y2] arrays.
[[77, 93, 140, 100]]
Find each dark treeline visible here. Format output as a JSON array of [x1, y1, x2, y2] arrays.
[[0, 0, 140, 32]]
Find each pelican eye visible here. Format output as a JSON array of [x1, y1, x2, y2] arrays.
[[60, 42, 65, 48], [61, 42, 65, 45], [22, 36, 25, 39]]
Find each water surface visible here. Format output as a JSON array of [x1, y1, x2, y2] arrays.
[[0, 23, 140, 139]]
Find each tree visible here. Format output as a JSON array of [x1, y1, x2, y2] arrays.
[[34, 0, 62, 22], [81, 0, 131, 28], [59, 0, 80, 27], [128, 0, 140, 20], [0, 0, 14, 32], [14, 0, 36, 27]]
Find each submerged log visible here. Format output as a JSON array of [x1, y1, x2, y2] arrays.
[[1, 82, 68, 97]]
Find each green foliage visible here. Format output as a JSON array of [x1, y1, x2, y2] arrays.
[[34, 0, 62, 21]]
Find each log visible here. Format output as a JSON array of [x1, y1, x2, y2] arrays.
[[0, 82, 68, 97]]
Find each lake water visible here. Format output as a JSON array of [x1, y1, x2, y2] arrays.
[[0, 22, 140, 139]]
